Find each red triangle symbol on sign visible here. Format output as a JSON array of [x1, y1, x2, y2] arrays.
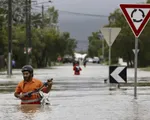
[[120, 4, 150, 37]]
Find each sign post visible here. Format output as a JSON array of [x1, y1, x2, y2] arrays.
[[120, 4, 150, 99], [100, 27, 121, 66], [101, 27, 121, 87], [108, 28, 111, 66], [134, 37, 138, 98]]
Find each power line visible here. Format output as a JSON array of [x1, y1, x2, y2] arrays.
[[31, 5, 109, 18], [58, 10, 109, 18]]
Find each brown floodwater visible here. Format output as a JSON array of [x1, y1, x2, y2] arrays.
[[1, 64, 150, 120]]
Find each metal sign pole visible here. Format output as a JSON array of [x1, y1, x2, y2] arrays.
[[119, 4, 150, 99], [134, 37, 138, 99], [109, 28, 111, 66], [108, 28, 112, 89]]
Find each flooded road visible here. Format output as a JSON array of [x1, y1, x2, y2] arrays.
[[1, 64, 150, 120]]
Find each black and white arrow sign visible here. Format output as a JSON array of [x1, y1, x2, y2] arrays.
[[109, 66, 127, 83]]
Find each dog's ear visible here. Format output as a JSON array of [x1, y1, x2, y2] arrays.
[[47, 78, 53, 82]]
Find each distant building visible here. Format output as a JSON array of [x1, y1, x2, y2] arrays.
[[74, 52, 87, 61]]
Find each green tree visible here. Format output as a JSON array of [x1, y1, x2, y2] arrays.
[[88, 32, 102, 58], [0, 7, 7, 56], [0, 3, 77, 68]]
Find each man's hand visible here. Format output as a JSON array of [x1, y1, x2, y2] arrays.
[[15, 92, 33, 99], [23, 92, 33, 97], [15, 93, 25, 99]]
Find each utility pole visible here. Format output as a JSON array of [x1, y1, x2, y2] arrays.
[[25, 0, 29, 64], [7, 0, 12, 77], [28, 0, 32, 64]]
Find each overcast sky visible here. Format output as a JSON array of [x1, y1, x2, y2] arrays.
[[36, 0, 147, 51], [38, 0, 146, 14]]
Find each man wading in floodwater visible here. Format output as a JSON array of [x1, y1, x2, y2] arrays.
[[14, 65, 53, 104]]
